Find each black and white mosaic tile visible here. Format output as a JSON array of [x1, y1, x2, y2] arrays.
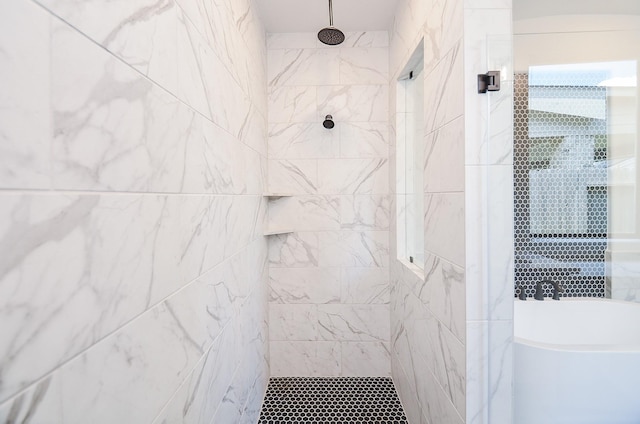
[[513, 72, 607, 299], [258, 377, 408, 424]]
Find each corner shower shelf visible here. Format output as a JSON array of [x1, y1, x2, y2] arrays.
[[263, 228, 294, 236], [262, 193, 293, 199], [263, 193, 294, 236]]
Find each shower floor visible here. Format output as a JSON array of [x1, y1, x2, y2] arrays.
[[258, 376, 408, 423]]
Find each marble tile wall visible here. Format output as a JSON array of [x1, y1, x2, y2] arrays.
[[0, 0, 269, 423], [266, 32, 391, 377], [389, 1, 466, 423], [389, 0, 514, 423]]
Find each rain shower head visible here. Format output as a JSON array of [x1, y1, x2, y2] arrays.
[[318, 0, 344, 46]]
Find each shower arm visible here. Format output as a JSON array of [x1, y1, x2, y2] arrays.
[[328, 0, 334, 27]]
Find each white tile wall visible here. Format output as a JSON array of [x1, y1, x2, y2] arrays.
[[0, 0, 269, 422], [389, 0, 514, 424], [267, 32, 391, 377]]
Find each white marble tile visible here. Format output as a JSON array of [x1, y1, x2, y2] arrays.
[[269, 304, 318, 341], [423, 0, 463, 73], [268, 232, 319, 268], [389, 280, 423, 386], [50, 20, 189, 192], [317, 304, 390, 342], [424, 41, 464, 135], [268, 86, 318, 123], [424, 116, 465, 193], [268, 159, 318, 194], [0, 193, 262, 402], [418, 254, 465, 342], [270, 341, 341, 376], [267, 33, 318, 50], [341, 342, 391, 377], [268, 48, 340, 87], [424, 193, 465, 267], [391, 0, 427, 62], [212, 287, 268, 424], [268, 195, 341, 232], [268, 123, 339, 159], [167, 251, 250, 347], [48, 302, 208, 423], [466, 321, 513, 424], [240, 107, 268, 157], [394, 258, 426, 302], [416, 368, 465, 424], [182, 115, 264, 194], [177, 10, 251, 137], [317, 85, 388, 122], [238, 372, 268, 424], [341, 268, 390, 304], [269, 268, 341, 304], [340, 195, 390, 230], [391, 357, 428, 424], [318, 231, 389, 268], [183, 0, 240, 84], [389, 12, 412, 82], [392, 267, 466, 423], [339, 48, 389, 85], [0, 0, 51, 189], [342, 31, 389, 48], [39, 0, 178, 92], [339, 122, 389, 158], [177, 9, 212, 117], [317, 158, 389, 195], [151, 322, 240, 424], [205, 341, 260, 424], [0, 374, 62, 423], [426, 320, 466, 418], [174, 0, 209, 41]]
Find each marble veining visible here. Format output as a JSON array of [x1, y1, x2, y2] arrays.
[[0, 0, 269, 421], [0, 0, 51, 190], [267, 33, 390, 377]]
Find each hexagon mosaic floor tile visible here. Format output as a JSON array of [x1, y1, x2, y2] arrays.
[[258, 377, 408, 424]]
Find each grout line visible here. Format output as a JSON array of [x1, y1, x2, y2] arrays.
[[0, 189, 267, 197], [0, 236, 268, 409], [28, 0, 268, 158]]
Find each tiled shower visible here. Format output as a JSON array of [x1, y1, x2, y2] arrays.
[[0, 1, 514, 424], [266, 31, 391, 377]]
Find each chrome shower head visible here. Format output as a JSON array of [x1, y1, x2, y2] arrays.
[[323, 115, 335, 129], [318, 0, 344, 46]]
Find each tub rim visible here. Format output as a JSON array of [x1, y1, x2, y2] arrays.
[[514, 336, 640, 353]]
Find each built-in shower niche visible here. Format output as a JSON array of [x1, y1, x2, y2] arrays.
[[514, 60, 638, 299], [395, 40, 425, 272]]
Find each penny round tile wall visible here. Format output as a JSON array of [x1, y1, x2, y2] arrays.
[[513, 72, 607, 299]]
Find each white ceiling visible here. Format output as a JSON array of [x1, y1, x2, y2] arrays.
[[255, 0, 640, 35], [254, 0, 400, 33], [513, 0, 640, 20]]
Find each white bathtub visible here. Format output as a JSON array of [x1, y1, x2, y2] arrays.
[[514, 299, 640, 424]]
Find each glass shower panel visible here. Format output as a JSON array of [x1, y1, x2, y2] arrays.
[[513, 30, 640, 301]]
